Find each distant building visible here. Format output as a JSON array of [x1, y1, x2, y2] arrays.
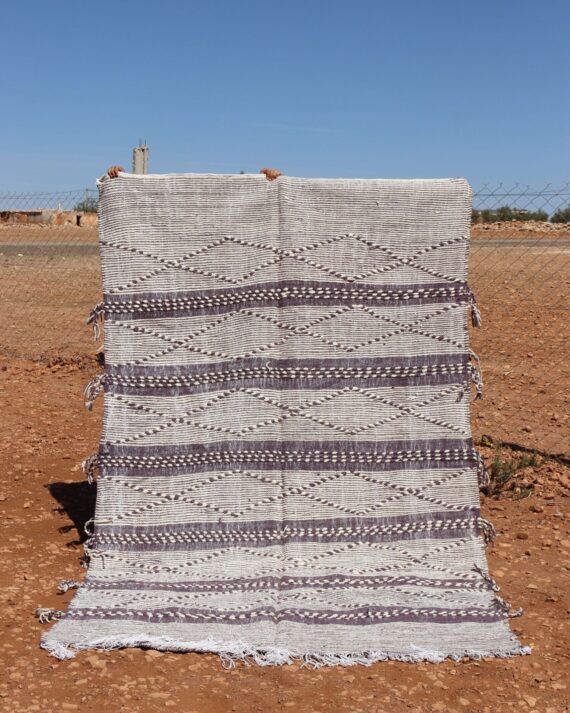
[[0, 209, 98, 227]]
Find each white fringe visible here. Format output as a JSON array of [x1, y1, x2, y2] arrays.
[[40, 634, 532, 667]]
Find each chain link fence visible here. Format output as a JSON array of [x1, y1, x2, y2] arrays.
[[0, 189, 100, 359], [468, 184, 570, 459], [1, 184, 568, 457]]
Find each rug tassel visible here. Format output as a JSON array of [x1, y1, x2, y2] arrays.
[[81, 454, 100, 485], [468, 288, 482, 327], [495, 595, 524, 619], [35, 608, 63, 624], [477, 517, 496, 544], [469, 362, 483, 400], [57, 580, 82, 594], [86, 302, 104, 341], [38, 635, 532, 664], [475, 450, 490, 489], [80, 525, 103, 569], [84, 374, 106, 411], [469, 350, 483, 400], [40, 640, 76, 660], [473, 565, 524, 619], [80, 553, 102, 570], [82, 537, 94, 559], [472, 563, 500, 592], [81, 536, 97, 568], [81, 517, 99, 568]]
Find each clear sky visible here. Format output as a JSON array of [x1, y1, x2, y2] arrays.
[[1, 0, 568, 192]]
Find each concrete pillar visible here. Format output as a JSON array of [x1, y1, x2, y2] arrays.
[[132, 143, 149, 174]]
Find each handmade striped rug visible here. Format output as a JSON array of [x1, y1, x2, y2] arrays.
[[39, 172, 529, 664]]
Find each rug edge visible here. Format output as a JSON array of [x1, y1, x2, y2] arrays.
[[40, 628, 531, 667]]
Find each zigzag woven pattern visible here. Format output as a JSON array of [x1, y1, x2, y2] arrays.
[[40, 173, 529, 665]]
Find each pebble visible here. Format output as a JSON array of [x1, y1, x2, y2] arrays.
[[84, 655, 106, 670]]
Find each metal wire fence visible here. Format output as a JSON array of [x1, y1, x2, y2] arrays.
[[1, 184, 568, 457]]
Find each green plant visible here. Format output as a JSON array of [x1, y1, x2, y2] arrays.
[[72, 195, 98, 213], [551, 204, 570, 223], [486, 446, 541, 499], [472, 206, 548, 223]]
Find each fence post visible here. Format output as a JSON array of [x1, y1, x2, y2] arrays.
[[132, 141, 149, 174]]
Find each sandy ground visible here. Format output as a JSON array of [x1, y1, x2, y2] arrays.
[[469, 243, 569, 457], [0, 223, 99, 244], [0, 222, 569, 711]]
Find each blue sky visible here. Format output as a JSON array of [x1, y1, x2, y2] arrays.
[[1, 0, 568, 191]]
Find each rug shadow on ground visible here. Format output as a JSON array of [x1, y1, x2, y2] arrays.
[[46, 481, 96, 546]]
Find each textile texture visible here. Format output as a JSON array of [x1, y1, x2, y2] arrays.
[[40, 173, 529, 665]]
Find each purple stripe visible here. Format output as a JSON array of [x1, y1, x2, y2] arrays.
[[96, 509, 477, 534], [109, 373, 467, 397], [84, 574, 487, 593], [104, 354, 471, 395], [99, 438, 477, 476], [106, 353, 471, 377], [103, 437, 474, 458], [102, 458, 476, 477], [103, 280, 471, 319], [92, 510, 480, 551], [57, 605, 506, 626]]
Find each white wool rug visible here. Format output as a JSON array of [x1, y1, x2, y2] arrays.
[[39, 172, 529, 665]]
